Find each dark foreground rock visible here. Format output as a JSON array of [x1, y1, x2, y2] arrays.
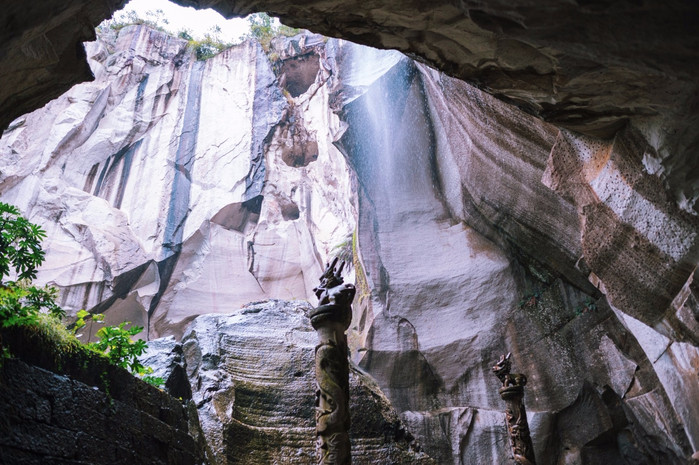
[[0, 326, 209, 465]]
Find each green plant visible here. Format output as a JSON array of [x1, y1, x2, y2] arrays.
[[248, 12, 274, 49], [71, 309, 105, 335], [0, 202, 46, 281], [0, 203, 63, 327], [91, 322, 148, 375], [0, 279, 64, 327], [0, 345, 11, 368], [101, 9, 170, 34], [277, 23, 302, 38], [575, 298, 597, 316], [98, 10, 233, 61], [178, 29, 193, 41], [100, 371, 112, 400], [189, 37, 227, 60], [0, 203, 161, 387], [585, 298, 597, 312], [185, 26, 233, 61], [90, 322, 164, 387], [142, 370, 165, 388], [331, 233, 354, 269], [247, 12, 301, 51], [26, 312, 97, 356]]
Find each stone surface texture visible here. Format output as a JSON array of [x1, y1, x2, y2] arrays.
[[1, 1, 698, 212], [156, 300, 435, 464], [0, 359, 206, 465], [332, 42, 699, 464], [0, 0, 127, 134], [1, 26, 354, 340], [0, 326, 208, 465], [1, 24, 699, 465]]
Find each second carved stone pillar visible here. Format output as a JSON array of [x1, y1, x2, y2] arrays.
[[493, 353, 537, 465]]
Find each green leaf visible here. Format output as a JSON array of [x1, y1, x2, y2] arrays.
[[142, 376, 165, 387], [91, 321, 150, 375]]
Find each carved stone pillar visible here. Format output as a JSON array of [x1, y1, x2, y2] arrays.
[[309, 258, 356, 465], [493, 353, 537, 465]]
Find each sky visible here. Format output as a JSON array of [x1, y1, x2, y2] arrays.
[[113, 0, 251, 43]]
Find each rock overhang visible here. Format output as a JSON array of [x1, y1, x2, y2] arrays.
[[2, 1, 699, 211]]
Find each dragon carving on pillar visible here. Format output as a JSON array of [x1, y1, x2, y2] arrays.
[[309, 258, 355, 465], [493, 353, 537, 465]]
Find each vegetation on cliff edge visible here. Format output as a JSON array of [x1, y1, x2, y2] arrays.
[[98, 9, 301, 60], [0, 202, 162, 387]]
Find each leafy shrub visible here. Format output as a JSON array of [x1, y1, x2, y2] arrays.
[[188, 35, 231, 60], [73, 309, 162, 386], [177, 29, 193, 41], [0, 279, 64, 328], [0, 202, 63, 327], [72, 308, 101, 335], [0, 203, 161, 387], [247, 12, 301, 51], [91, 322, 148, 374], [0, 202, 46, 281], [100, 8, 170, 34]]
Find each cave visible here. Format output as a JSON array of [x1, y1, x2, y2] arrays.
[[277, 52, 321, 97], [1, 1, 698, 465]]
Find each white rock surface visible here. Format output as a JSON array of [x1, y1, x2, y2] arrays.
[[0, 26, 355, 339], [178, 300, 435, 464]]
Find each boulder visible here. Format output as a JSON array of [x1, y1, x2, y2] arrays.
[[145, 300, 436, 464]]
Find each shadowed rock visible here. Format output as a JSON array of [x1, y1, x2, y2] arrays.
[[162, 300, 437, 464]]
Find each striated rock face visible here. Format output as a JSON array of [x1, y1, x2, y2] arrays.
[[2, 25, 699, 465], [332, 43, 699, 463], [146, 300, 436, 464], [0, 26, 354, 339]]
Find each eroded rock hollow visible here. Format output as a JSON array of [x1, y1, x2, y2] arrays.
[[1, 8, 698, 465]]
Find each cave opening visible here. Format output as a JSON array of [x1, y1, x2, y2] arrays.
[[1, 1, 699, 464]]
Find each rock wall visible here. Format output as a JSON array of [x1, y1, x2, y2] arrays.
[[333, 43, 699, 463], [157, 300, 435, 465], [225, 0, 699, 213], [0, 25, 354, 340], [2, 25, 699, 464], [0, 0, 127, 134], [2, 2, 698, 216], [0, 327, 208, 465]]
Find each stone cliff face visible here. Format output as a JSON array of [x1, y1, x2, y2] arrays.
[[1, 25, 698, 464], [0, 0, 127, 134], [0, 26, 354, 340], [2, 1, 698, 216], [222, 0, 699, 217], [333, 43, 699, 464]]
